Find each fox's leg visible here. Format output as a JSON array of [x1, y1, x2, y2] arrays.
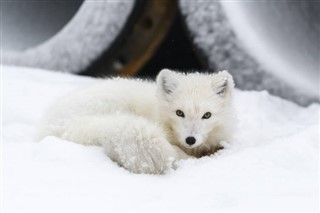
[[61, 114, 189, 174]]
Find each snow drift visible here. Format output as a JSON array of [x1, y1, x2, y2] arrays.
[[2, 65, 319, 211]]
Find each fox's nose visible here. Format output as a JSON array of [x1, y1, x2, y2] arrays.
[[185, 137, 196, 145]]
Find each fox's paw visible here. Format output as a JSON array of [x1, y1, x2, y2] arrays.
[[104, 137, 178, 174]]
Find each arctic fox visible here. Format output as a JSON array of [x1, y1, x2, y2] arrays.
[[37, 69, 235, 174]]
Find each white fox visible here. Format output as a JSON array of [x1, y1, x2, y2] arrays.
[[37, 69, 235, 174]]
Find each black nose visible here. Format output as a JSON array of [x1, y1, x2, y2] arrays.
[[185, 137, 196, 145]]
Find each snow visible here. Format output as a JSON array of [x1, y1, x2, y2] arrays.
[[2, 65, 319, 211]]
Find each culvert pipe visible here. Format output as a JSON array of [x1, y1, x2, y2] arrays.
[[2, 0, 177, 77], [180, 0, 320, 105]]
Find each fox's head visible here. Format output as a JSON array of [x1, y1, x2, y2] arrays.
[[156, 69, 234, 156]]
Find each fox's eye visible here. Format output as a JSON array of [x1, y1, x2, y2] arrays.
[[202, 112, 211, 119], [176, 110, 185, 118]]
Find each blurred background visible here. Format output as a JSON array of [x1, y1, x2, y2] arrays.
[[1, 0, 319, 106]]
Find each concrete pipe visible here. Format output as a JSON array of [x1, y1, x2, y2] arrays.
[[1, 0, 134, 73], [1, 0, 177, 77], [180, 0, 320, 105]]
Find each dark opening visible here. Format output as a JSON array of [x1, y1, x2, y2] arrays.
[[137, 12, 205, 78]]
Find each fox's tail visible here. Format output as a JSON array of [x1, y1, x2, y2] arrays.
[[41, 113, 188, 174]]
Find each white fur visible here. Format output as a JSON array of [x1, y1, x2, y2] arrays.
[[37, 69, 235, 174]]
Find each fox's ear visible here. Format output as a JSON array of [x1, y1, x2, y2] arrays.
[[156, 69, 179, 96], [214, 70, 234, 96]]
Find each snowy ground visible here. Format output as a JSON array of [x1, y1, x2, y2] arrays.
[[2, 65, 319, 211]]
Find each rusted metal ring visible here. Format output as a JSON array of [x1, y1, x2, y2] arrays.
[[81, 0, 178, 77]]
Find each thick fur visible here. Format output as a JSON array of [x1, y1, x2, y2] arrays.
[[37, 69, 235, 174]]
